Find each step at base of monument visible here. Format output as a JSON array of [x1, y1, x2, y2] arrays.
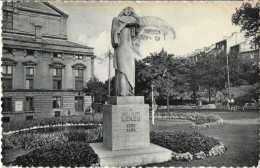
[[90, 143, 172, 167]]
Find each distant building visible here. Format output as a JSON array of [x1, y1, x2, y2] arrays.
[[1, 2, 95, 122]]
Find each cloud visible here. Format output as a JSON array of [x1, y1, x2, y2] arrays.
[[79, 31, 114, 82], [172, 19, 240, 56]]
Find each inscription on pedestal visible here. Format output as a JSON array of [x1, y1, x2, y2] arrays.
[[103, 99, 150, 150], [122, 110, 141, 133]]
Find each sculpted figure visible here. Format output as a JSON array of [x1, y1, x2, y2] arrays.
[[111, 7, 140, 96], [111, 7, 175, 96]]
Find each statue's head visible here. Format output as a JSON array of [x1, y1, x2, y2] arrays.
[[118, 7, 138, 17]]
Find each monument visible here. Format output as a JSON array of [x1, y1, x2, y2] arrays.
[[90, 7, 175, 167]]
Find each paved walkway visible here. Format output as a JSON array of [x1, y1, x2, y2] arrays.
[[224, 118, 259, 125]]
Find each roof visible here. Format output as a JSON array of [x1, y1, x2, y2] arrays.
[[2, 33, 93, 49], [16, 2, 68, 17]]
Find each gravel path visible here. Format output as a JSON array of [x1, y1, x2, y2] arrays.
[[224, 118, 259, 125]]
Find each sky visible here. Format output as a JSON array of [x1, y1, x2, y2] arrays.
[[51, 1, 244, 81]]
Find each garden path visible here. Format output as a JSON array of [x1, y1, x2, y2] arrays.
[[224, 118, 259, 125]]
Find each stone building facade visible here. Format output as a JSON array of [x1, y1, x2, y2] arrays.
[[1, 2, 95, 122]]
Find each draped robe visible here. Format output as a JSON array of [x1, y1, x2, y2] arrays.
[[111, 16, 138, 96]]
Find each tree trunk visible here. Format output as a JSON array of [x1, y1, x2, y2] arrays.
[[167, 94, 169, 113], [208, 86, 211, 103]]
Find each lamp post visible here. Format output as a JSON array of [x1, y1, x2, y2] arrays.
[[151, 84, 155, 125], [163, 69, 169, 113], [226, 53, 231, 100], [108, 50, 112, 97]]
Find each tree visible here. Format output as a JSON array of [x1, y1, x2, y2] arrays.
[[232, 2, 260, 47], [135, 49, 188, 111], [196, 51, 226, 103], [84, 77, 107, 103]]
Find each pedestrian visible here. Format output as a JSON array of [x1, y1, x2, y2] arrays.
[[230, 98, 234, 111], [226, 98, 230, 110]]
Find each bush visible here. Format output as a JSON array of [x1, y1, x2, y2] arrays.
[[155, 112, 223, 128], [2, 113, 103, 132], [13, 142, 98, 167], [2, 126, 102, 150], [150, 131, 221, 155]]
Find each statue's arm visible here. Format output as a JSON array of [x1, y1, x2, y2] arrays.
[[111, 17, 120, 49]]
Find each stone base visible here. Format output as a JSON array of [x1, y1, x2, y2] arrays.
[[103, 96, 149, 150], [90, 143, 172, 167]]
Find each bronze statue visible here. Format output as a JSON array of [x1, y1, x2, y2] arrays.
[[111, 7, 140, 96], [111, 7, 175, 96]]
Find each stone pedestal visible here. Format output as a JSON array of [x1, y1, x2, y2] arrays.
[[90, 96, 172, 166], [103, 96, 149, 150]]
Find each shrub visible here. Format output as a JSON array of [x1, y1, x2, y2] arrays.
[[2, 126, 102, 150], [2, 113, 103, 133], [154, 112, 223, 128], [13, 142, 98, 167], [150, 131, 221, 155]]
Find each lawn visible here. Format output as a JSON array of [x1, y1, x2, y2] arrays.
[[147, 111, 259, 167], [2, 111, 258, 167]]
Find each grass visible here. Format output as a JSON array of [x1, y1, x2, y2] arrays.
[[147, 111, 259, 167]]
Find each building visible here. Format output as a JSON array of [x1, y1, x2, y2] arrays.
[[1, 2, 95, 122]]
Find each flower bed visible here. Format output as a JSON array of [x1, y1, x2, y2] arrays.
[[2, 127, 103, 150], [13, 142, 98, 167], [158, 104, 217, 110], [151, 131, 225, 161], [2, 113, 103, 133], [154, 112, 223, 128]]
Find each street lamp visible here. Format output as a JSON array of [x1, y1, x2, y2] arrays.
[[108, 50, 112, 97], [163, 69, 170, 113], [151, 84, 155, 125]]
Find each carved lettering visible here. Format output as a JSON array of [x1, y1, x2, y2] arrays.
[[127, 123, 136, 132]]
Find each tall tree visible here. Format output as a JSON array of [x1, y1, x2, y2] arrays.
[[84, 77, 107, 103], [196, 51, 226, 103], [232, 2, 260, 47], [135, 49, 188, 110]]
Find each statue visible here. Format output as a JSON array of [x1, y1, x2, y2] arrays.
[[111, 7, 175, 96], [111, 7, 140, 96]]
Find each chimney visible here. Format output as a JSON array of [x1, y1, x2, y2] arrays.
[[35, 25, 42, 42]]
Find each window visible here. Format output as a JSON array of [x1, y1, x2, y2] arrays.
[[75, 96, 83, 112], [3, 48, 12, 54], [221, 45, 225, 51], [53, 52, 62, 58], [54, 111, 60, 117], [26, 50, 35, 56], [2, 10, 13, 30], [1, 97, 12, 112], [75, 69, 84, 90], [26, 116, 33, 120], [2, 65, 13, 90], [25, 97, 34, 112], [26, 67, 34, 89], [53, 68, 62, 90], [53, 97, 61, 108], [75, 54, 84, 60], [2, 117, 10, 123]]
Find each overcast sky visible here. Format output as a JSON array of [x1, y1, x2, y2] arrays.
[[51, 1, 244, 81]]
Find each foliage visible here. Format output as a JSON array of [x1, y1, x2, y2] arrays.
[[232, 2, 260, 47], [13, 142, 98, 167], [104, 76, 116, 96], [228, 52, 260, 86], [150, 131, 221, 154], [2, 127, 102, 150], [2, 113, 103, 132], [155, 112, 222, 126], [135, 49, 188, 104], [84, 77, 107, 103]]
